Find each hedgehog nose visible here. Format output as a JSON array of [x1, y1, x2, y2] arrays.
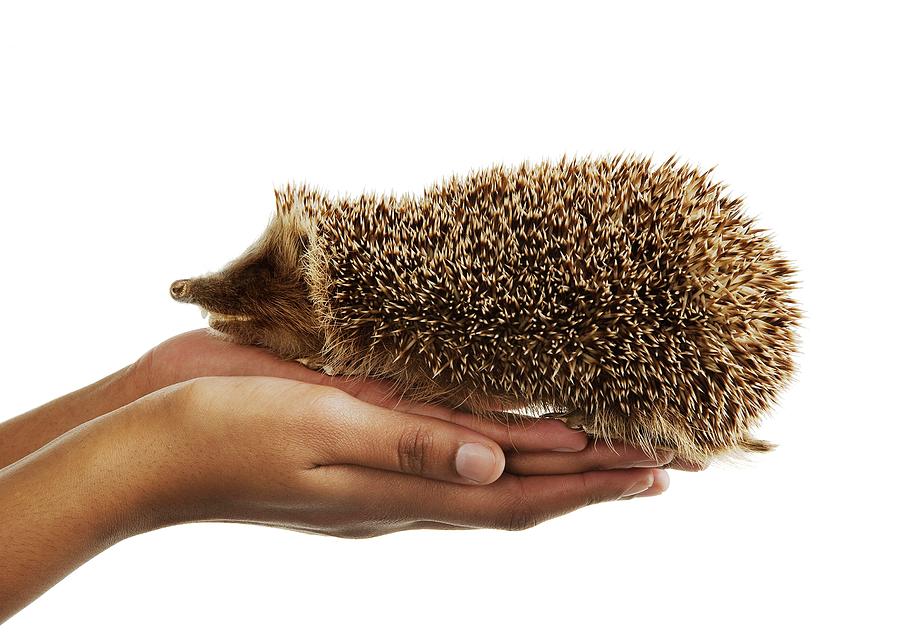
[[170, 279, 190, 301]]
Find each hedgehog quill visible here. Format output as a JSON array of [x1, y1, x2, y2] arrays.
[[170, 156, 800, 465]]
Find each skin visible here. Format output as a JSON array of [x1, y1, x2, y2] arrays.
[[0, 329, 679, 623]]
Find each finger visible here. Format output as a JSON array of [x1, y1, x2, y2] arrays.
[[505, 442, 674, 475], [301, 375, 588, 454], [311, 464, 668, 532], [304, 387, 506, 485]]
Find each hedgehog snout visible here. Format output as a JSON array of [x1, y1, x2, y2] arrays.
[[170, 279, 192, 302]]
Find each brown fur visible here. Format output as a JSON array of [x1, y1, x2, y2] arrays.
[[171, 156, 800, 465]]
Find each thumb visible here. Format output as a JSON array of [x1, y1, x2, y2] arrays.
[[303, 387, 506, 485]]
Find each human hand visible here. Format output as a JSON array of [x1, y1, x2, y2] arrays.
[[0, 335, 672, 621], [128, 376, 670, 538]]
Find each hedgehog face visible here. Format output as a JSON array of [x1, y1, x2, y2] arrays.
[[170, 214, 323, 360]]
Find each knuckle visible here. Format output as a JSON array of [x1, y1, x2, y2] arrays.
[[151, 377, 221, 442], [290, 385, 356, 453], [396, 424, 434, 476], [303, 386, 354, 422]]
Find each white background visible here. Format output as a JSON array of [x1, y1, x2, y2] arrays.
[[1, 1, 897, 639]]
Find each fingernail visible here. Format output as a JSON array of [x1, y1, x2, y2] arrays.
[[456, 443, 499, 484], [622, 474, 655, 497], [653, 469, 670, 491], [634, 469, 671, 497]]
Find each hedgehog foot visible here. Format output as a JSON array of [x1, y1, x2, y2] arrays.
[[540, 408, 587, 430], [296, 355, 332, 374]]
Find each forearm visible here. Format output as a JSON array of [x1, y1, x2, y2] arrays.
[[0, 398, 167, 622], [0, 363, 148, 470]]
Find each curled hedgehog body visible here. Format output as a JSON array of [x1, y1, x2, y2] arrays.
[[171, 156, 800, 465]]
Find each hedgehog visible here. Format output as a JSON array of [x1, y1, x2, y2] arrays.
[[170, 156, 800, 465]]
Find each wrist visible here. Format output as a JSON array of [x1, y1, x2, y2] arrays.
[[72, 400, 177, 540], [100, 386, 197, 533], [52, 386, 206, 539], [0, 362, 148, 471], [112, 381, 237, 531]]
